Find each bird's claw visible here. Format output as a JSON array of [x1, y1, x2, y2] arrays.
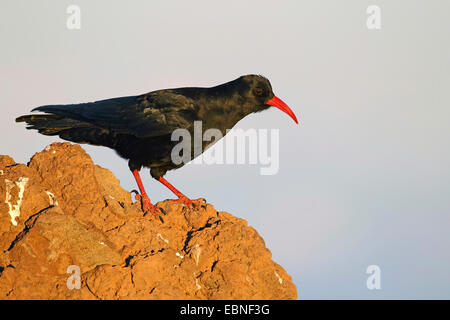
[[134, 193, 161, 219], [168, 196, 205, 209]]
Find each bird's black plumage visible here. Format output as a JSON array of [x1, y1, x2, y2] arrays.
[[16, 75, 277, 178]]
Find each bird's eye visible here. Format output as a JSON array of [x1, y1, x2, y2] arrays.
[[254, 88, 263, 96]]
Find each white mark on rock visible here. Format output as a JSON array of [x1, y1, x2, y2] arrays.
[[108, 195, 115, 200], [21, 242, 37, 258], [175, 252, 184, 259], [191, 244, 202, 266], [274, 271, 283, 284], [45, 191, 58, 206], [195, 277, 202, 290], [45, 145, 51, 151], [0, 170, 3, 175], [99, 241, 105, 245], [156, 233, 169, 244], [52, 151, 56, 154], [4, 177, 29, 226]]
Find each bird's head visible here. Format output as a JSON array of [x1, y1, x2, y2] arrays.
[[239, 75, 298, 124]]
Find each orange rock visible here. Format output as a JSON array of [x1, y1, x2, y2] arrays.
[[0, 143, 297, 300]]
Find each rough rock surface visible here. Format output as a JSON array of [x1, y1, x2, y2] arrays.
[[0, 143, 297, 300]]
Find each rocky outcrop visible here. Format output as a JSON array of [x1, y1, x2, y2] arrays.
[[0, 143, 297, 299]]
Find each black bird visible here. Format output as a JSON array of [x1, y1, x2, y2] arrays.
[[16, 75, 298, 217]]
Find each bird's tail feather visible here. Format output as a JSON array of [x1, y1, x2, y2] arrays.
[[16, 114, 115, 147], [17, 114, 85, 135], [31, 104, 86, 120]]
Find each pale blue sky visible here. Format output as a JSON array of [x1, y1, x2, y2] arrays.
[[1, 0, 449, 299]]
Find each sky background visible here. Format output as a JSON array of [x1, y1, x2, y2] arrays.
[[1, 0, 449, 299]]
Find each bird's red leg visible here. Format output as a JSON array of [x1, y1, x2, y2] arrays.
[[132, 170, 159, 217], [158, 177, 204, 208]]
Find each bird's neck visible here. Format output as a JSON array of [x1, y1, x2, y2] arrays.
[[199, 94, 258, 131], [173, 79, 260, 130]]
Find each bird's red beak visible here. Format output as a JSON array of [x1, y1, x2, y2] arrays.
[[265, 96, 298, 124]]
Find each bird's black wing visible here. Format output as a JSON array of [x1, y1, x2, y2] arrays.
[[31, 90, 197, 138]]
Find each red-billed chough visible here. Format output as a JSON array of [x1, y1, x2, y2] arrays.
[[16, 75, 298, 217]]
